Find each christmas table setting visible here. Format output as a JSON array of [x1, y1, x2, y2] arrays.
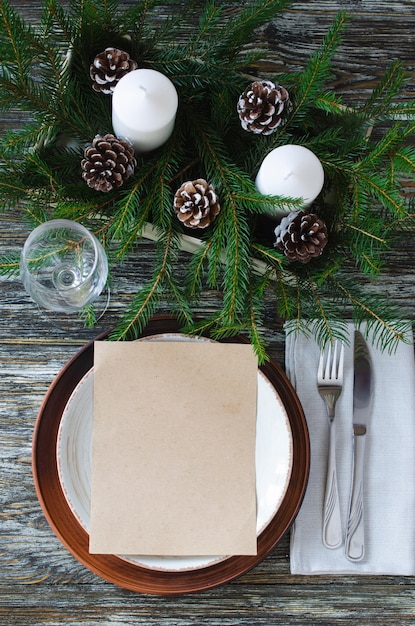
[[2, 0, 415, 623]]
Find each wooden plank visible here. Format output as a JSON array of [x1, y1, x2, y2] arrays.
[[1, 0, 415, 623]]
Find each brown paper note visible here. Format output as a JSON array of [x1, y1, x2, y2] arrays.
[[89, 340, 258, 556]]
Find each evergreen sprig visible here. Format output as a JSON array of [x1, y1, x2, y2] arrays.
[[1, 0, 414, 359]]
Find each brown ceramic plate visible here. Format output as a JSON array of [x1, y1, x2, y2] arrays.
[[32, 315, 309, 595]]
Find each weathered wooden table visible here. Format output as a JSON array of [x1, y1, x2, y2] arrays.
[[1, 1, 415, 623]]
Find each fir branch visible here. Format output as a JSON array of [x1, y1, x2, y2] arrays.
[[79, 303, 99, 328], [184, 239, 214, 299], [53, 201, 111, 224], [114, 210, 151, 260], [343, 218, 389, 277], [68, 0, 121, 36], [354, 171, 405, 217], [383, 102, 415, 121], [221, 207, 251, 325], [0, 0, 34, 78], [213, 0, 293, 61], [285, 318, 351, 348], [121, 0, 165, 36], [110, 219, 183, 340], [205, 315, 268, 363], [250, 242, 284, 269], [246, 277, 269, 363], [9, 125, 52, 156], [0, 252, 20, 277], [181, 1, 225, 58], [109, 244, 171, 340], [282, 11, 349, 131], [331, 276, 412, 352], [392, 147, 415, 178], [314, 92, 347, 115], [0, 174, 29, 206], [46, 0, 77, 45], [305, 271, 339, 341], [0, 1, 77, 129], [187, 314, 226, 337], [344, 222, 388, 246], [163, 272, 194, 328], [109, 180, 145, 246], [190, 117, 253, 324], [109, 278, 163, 340], [206, 322, 245, 340], [24, 151, 61, 192], [357, 122, 415, 171], [360, 60, 408, 120]]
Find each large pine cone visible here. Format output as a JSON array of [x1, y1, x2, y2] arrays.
[[81, 134, 136, 193], [274, 211, 328, 263], [173, 179, 220, 229], [237, 80, 291, 135], [90, 47, 138, 94]]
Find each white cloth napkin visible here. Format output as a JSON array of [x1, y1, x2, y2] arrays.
[[286, 322, 415, 575]]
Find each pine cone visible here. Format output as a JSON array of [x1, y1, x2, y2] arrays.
[[274, 211, 328, 263], [90, 48, 138, 94], [173, 179, 220, 229], [81, 133, 136, 193], [237, 80, 291, 135]]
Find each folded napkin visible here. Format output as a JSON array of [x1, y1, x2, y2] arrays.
[[286, 322, 415, 575]]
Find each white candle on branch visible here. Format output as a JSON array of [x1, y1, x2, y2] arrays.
[[255, 144, 324, 218], [112, 69, 178, 152]]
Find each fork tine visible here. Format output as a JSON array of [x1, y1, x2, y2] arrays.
[[330, 341, 338, 380], [324, 343, 332, 380], [318, 348, 324, 380], [338, 342, 345, 380]]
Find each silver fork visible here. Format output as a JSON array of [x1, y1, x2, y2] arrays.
[[317, 340, 345, 549]]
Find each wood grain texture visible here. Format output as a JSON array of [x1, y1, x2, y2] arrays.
[[1, 0, 415, 623]]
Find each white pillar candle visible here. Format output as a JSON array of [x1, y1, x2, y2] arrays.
[[255, 144, 324, 218], [112, 69, 178, 152]]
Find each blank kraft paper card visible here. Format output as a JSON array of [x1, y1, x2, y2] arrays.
[[89, 340, 258, 556]]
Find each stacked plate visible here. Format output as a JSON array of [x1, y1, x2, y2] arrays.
[[32, 316, 309, 595]]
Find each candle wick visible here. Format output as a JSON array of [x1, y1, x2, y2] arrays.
[[139, 85, 147, 96], [283, 171, 293, 181]]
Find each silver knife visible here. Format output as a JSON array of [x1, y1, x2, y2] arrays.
[[345, 330, 374, 562]]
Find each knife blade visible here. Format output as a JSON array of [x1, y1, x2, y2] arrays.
[[345, 330, 374, 562]]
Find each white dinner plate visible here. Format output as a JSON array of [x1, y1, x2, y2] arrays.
[[56, 333, 293, 572]]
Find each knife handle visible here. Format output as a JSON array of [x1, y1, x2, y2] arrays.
[[345, 432, 366, 561], [323, 420, 342, 549]]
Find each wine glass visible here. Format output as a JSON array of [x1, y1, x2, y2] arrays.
[[20, 219, 109, 325]]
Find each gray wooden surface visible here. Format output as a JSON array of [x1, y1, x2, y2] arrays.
[[1, 1, 415, 624]]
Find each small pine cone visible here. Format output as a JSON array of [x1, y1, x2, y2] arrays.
[[81, 133, 136, 193], [173, 179, 220, 229], [237, 80, 291, 135], [90, 47, 138, 94], [274, 211, 328, 264]]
